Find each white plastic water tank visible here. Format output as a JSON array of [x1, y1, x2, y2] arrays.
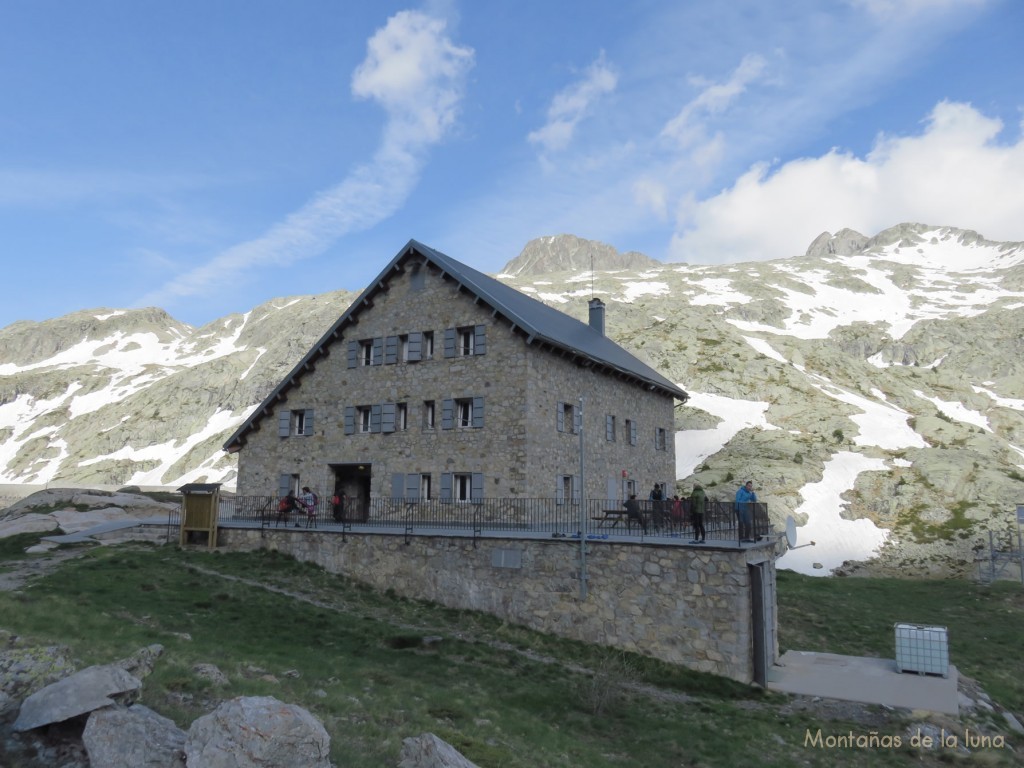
[[894, 623, 949, 677]]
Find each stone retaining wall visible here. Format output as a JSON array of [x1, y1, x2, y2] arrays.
[[219, 529, 778, 682]]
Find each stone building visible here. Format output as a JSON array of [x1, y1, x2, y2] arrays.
[[223, 240, 689, 511]]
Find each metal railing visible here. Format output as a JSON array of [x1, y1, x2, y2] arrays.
[[212, 495, 772, 545]]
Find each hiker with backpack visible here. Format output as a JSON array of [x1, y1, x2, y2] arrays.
[[299, 486, 319, 528]]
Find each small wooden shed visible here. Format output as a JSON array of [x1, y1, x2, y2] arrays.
[[177, 483, 222, 548]]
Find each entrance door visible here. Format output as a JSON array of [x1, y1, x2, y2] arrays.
[[749, 562, 773, 686], [330, 463, 372, 522]]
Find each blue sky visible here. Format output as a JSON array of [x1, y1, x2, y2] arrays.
[[1, 0, 1022, 329]]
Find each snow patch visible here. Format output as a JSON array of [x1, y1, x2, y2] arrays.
[[777, 452, 891, 576]]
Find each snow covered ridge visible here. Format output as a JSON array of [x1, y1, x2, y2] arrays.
[[1, 223, 1022, 577]]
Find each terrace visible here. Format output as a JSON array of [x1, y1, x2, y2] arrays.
[[199, 495, 775, 548]]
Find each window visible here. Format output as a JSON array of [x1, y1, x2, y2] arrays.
[[278, 473, 299, 498], [423, 331, 434, 359], [400, 335, 411, 362], [656, 427, 668, 451], [606, 414, 616, 442], [626, 418, 637, 446], [454, 473, 473, 500], [394, 473, 431, 501], [444, 325, 485, 357], [381, 402, 407, 433], [358, 406, 372, 433], [457, 398, 473, 428], [556, 474, 578, 505], [441, 472, 483, 502], [557, 402, 578, 434], [423, 400, 435, 430], [359, 340, 374, 366], [278, 409, 313, 437], [442, 397, 484, 429], [458, 327, 475, 356]]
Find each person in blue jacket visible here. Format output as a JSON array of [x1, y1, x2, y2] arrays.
[[735, 480, 757, 542]]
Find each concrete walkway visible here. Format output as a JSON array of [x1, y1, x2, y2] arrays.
[[40, 516, 172, 544], [767, 650, 959, 715]]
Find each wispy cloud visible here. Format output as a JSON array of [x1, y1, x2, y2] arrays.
[[660, 53, 768, 149], [137, 10, 474, 309], [527, 52, 618, 154], [848, 0, 989, 21], [669, 101, 1024, 263]]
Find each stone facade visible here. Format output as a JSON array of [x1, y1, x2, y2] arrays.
[[233, 255, 678, 504], [219, 528, 778, 683]]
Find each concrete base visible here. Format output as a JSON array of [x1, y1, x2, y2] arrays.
[[767, 650, 959, 715]]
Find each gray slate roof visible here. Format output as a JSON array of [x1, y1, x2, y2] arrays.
[[224, 239, 688, 451]]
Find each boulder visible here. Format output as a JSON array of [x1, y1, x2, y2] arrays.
[[0, 513, 59, 539], [116, 644, 165, 680], [0, 642, 75, 718], [184, 696, 330, 768], [399, 732, 481, 768], [51, 507, 133, 534], [83, 704, 186, 768], [13, 664, 141, 731]]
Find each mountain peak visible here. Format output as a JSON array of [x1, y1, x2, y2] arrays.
[[500, 234, 661, 277]]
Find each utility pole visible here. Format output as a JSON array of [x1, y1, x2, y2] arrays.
[[578, 395, 588, 601]]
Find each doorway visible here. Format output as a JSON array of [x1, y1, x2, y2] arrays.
[[330, 463, 372, 522]]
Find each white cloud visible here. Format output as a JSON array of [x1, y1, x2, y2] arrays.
[[661, 53, 768, 148], [528, 52, 618, 154], [669, 101, 1024, 263], [138, 10, 474, 308], [849, 0, 989, 21]]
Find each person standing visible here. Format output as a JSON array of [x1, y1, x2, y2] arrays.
[[734, 480, 757, 542], [648, 482, 665, 530], [689, 483, 707, 543], [299, 486, 317, 528]]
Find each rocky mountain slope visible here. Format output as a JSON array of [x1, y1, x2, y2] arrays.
[[2, 224, 1022, 577]]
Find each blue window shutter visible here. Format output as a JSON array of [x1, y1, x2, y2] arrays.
[[573, 475, 580, 503], [385, 336, 398, 364], [278, 411, 291, 437], [372, 337, 383, 365], [381, 402, 396, 433], [443, 328, 456, 358], [555, 476, 564, 505], [606, 415, 613, 441], [407, 332, 422, 362], [347, 340, 358, 369], [441, 399, 454, 430], [606, 476, 619, 502], [391, 473, 405, 500], [556, 403, 565, 433], [474, 325, 486, 355], [440, 473, 453, 501], [303, 409, 314, 436], [405, 474, 420, 501], [370, 404, 382, 433], [344, 406, 355, 435], [630, 420, 637, 446], [278, 474, 291, 497], [472, 397, 484, 428], [471, 473, 484, 503]]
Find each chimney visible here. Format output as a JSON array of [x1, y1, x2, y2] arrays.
[[588, 298, 605, 335]]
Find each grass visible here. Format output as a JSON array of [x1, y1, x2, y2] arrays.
[[0, 540, 1022, 767], [778, 570, 1024, 717]]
